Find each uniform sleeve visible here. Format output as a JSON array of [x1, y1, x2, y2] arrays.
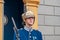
[[37, 30, 43, 40]]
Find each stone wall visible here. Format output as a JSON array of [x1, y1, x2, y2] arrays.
[[38, 0, 60, 40]]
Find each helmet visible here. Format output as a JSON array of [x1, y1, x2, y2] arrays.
[[22, 11, 35, 21]]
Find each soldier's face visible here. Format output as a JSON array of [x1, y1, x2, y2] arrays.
[[25, 17, 35, 26]]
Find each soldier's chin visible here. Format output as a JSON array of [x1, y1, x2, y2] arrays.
[[29, 23, 33, 26]]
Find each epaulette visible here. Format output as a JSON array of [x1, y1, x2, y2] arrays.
[[33, 29, 40, 33]]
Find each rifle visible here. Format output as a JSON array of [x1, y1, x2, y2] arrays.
[[12, 17, 20, 40]]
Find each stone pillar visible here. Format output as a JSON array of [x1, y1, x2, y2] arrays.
[[0, 0, 4, 40], [23, 0, 40, 29]]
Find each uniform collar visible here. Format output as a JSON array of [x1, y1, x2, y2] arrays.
[[24, 26, 33, 32]]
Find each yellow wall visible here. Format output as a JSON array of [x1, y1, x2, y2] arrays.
[[0, 0, 3, 40]]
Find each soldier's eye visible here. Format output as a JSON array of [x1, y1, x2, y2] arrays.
[[27, 17, 35, 19]]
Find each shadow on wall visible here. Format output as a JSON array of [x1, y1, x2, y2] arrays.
[[4, 0, 24, 40]]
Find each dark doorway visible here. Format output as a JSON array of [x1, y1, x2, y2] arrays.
[[4, 0, 24, 40]]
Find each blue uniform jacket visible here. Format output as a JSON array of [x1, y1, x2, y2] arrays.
[[13, 28, 43, 40]]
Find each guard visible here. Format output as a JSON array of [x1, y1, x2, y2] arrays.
[[13, 11, 43, 40]]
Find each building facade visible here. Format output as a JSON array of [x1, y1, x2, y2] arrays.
[[0, 0, 60, 40]]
